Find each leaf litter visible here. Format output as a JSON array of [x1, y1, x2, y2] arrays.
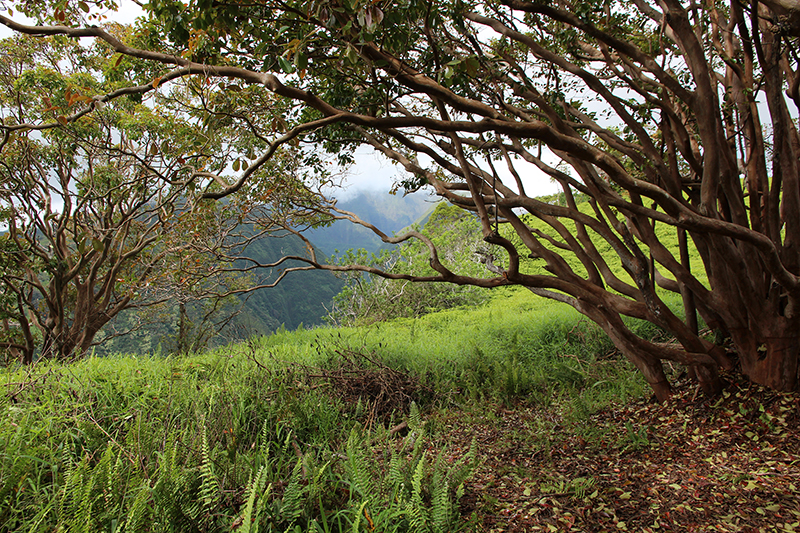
[[433, 372, 800, 532]]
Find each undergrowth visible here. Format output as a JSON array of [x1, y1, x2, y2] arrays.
[[0, 290, 658, 532]]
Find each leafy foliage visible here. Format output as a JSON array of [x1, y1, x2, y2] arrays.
[[328, 202, 497, 326]]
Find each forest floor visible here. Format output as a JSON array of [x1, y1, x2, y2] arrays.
[[436, 373, 800, 532]]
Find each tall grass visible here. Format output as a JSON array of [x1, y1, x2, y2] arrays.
[[0, 346, 473, 531], [0, 288, 664, 532]]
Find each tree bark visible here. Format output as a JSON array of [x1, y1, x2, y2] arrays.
[[730, 329, 799, 391]]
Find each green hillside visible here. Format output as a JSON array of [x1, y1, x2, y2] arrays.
[[307, 190, 438, 255], [96, 232, 343, 355], [231, 232, 344, 333]]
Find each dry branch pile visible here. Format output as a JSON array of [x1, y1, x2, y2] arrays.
[[307, 348, 434, 425]]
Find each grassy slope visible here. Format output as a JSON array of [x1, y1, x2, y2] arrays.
[[2, 288, 798, 532], [0, 288, 656, 533], [3, 202, 798, 532]]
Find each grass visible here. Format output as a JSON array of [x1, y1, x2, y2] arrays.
[[0, 289, 669, 532]]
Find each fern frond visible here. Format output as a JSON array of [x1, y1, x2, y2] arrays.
[[430, 454, 450, 533], [76, 460, 102, 533], [386, 445, 403, 493], [407, 456, 429, 530], [238, 465, 269, 533], [121, 483, 150, 533], [198, 424, 218, 526], [408, 402, 423, 435], [281, 458, 306, 524], [345, 427, 374, 500], [57, 454, 87, 526], [351, 500, 368, 533]]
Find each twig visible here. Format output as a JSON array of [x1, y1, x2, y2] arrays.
[[86, 413, 141, 470]]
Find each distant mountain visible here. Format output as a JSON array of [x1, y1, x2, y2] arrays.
[[96, 232, 344, 355], [231, 231, 344, 335], [96, 191, 439, 355], [307, 190, 439, 256]]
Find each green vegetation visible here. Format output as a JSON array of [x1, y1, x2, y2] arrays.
[[96, 231, 345, 356], [0, 289, 656, 532], [328, 202, 496, 326]]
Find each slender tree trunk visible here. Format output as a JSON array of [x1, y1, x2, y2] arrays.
[[678, 228, 701, 383], [178, 302, 189, 354]]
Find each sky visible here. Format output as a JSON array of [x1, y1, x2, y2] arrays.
[[0, 1, 561, 200]]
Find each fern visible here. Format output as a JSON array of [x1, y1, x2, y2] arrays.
[[385, 445, 403, 493], [151, 435, 194, 532], [258, 420, 271, 457], [57, 454, 88, 528], [121, 483, 150, 533], [252, 480, 271, 532], [281, 458, 306, 525], [351, 500, 369, 533], [345, 428, 374, 501], [105, 445, 125, 511], [407, 456, 428, 531], [198, 424, 218, 526], [408, 402, 423, 435], [74, 455, 103, 533], [430, 453, 450, 533], [238, 465, 270, 533]]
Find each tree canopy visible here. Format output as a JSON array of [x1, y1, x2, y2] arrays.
[[2, 0, 800, 398], [0, 31, 296, 362]]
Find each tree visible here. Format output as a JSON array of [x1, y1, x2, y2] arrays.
[[0, 33, 270, 363], [327, 202, 495, 326], [3, 0, 800, 398]]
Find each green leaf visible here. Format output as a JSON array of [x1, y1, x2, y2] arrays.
[[278, 56, 295, 74], [92, 239, 104, 252], [295, 51, 308, 70], [464, 57, 480, 77], [345, 44, 359, 65]]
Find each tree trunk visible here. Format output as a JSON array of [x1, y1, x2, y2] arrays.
[[178, 302, 189, 354], [730, 329, 799, 391], [578, 301, 674, 401]]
